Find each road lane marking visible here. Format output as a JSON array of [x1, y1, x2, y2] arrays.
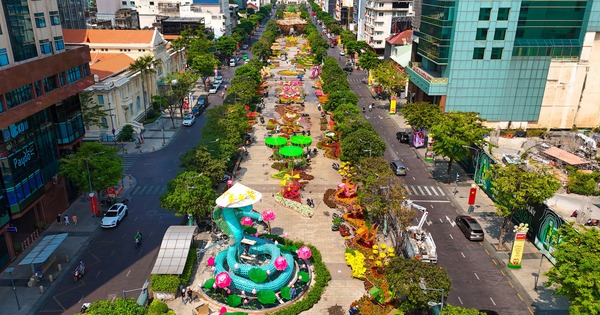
[[528, 307, 534, 315], [412, 176, 416, 180], [423, 186, 431, 195], [517, 293, 524, 301], [449, 234, 454, 240], [417, 186, 425, 195], [500, 269, 505, 276], [474, 273, 480, 280], [461, 252, 465, 258], [457, 296, 463, 305], [96, 271, 102, 278], [126, 270, 131, 278], [490, 297, 496, 305], [508, 280, 514, 288], [492, 258, 498, 265], [439, 218, 443, 223], [131, 186, 141, 194], [430, 204, 434, 209], [436, 187, 445, 195], [485, 249, 490, 255]]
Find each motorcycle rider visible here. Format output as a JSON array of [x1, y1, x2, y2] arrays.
[[135, 230, 142, 242], [78, 261, 85, 275]]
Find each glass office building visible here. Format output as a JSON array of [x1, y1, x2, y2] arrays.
[[407, 0, 594, 123]]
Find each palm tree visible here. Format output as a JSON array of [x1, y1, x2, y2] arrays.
[[129, 55, 162, 121]]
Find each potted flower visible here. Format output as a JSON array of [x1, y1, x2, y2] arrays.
[[332, 216, 342, 231]]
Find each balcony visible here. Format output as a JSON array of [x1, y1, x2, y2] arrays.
[[406, 63, 448, 96]]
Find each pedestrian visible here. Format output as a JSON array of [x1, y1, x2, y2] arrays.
[[186, 287, 193, 302], [57, 214, 62, 225], [72, 215, 78, 226], [181, 286, 187, 304], [64, 214, 70, 226]]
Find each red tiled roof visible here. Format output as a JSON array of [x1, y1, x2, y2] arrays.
[[386, 30, 413, 45], [89, 53, 135, 80], [62, 29, 155, 44]]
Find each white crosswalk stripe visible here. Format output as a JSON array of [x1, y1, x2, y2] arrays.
[[120, 155, 140, 172], [405, 185, 446, 196], [130, 185, 168, 196]]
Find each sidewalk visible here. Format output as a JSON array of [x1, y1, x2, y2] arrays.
[[387, 113, 571, 314]]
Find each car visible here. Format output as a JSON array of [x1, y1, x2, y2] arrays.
[[214, 76, 223, 85], [455, 215, 485, 241], [182, 114, 196, 126], [101, 203, 127, 228], [396, 131, 410, 144], [390, 161, 407, 176], [229, 59, 236, 67], [339, 50, 346, 56], [343, 65, 353, 72], [195, 95, 208, 112], [242, 44, 249, 50], [209, 86, 218, 94], [244, 59, 249, 64]]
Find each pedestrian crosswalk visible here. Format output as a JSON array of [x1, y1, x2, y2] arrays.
[[121, 155, 140, 172], [130, 185, 168, 196], [405, 185, 446, 196]]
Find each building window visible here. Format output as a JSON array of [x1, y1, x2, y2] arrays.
[[5, 84, 33, 108], [122, 1, 126, 4], [494, 28, 506, 40], [378, 3, 383, 7], [49, 11, 60, 25], [473, 48, 485, 60], [378, 12, 384, 17], [66, 66, 82, 83], [43, 75, 58, 92], [479, 8, 491, 21], [0, 48, 8, 66], [497, 8, 510, 21], [97, 95, 105, 105], [34, 13, 46, 28], [34, 81, 42, 96], [491, 47, 503, 59], [39, 41, 52, 54], [149, 1, 154, 4], [101, 117, 109, 129], [476, 28, 488, 40], [54, 36, 64, 51], [375, 40, 382, 45]]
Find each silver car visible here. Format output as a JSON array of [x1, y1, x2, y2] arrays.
[[455, 215, 485, 241]]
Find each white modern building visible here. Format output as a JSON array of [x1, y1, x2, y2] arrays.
[[62, 28, 185, 140], [96, 0, 234, 37], [362, 0, 413, 52]]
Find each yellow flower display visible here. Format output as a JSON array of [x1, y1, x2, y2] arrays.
[[344, 250, 367, 279]]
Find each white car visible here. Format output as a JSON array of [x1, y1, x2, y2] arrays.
[[209, 86, 218, 94], [339, 50, 346, 56], [182, 114, 196, 126], [101, 203, 127, 228], [214, 76, 223, 85]]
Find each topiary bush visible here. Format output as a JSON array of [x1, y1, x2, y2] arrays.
[[179, 242, 199, 285], [118, 124, 135, 142], [150, 274, 180, 293], [147, 300, 169, 315]]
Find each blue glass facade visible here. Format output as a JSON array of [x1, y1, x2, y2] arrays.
[[409, 0, 593, 122]]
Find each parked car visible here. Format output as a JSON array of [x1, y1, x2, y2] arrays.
[[396, 131, 410, 144], [214, 76, 223, 85], [182, 114, 196, 126], [229, 58, 236, 67], [101, 203, 127, 228], [242, 44, 249, 50], [455, 215, 485, 241], [194, 95, 208, 114], [339, 50, 346, 56]]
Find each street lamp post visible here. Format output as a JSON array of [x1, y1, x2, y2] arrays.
[[108, 103, 117, 147], [5, 267, 21, 310], [419, 281, 445, 312]]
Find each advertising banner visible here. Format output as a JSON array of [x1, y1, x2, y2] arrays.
[[412, 129, 426, 148], [508, 230, 527, 268], [513, 203, 565, 264], [389, 96, 396, 114]]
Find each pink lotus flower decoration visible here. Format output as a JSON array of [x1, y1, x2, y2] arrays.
[[297, 246, 312, 259], [274, 256, 288, 271], [207, 256, 215, 267], [261, 210, 276, 222], [215, 272, 231, 289], [219, 306, 228, 315], [240, 216, 253, 226]]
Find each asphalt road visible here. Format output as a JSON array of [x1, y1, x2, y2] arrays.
[[320, 24, 530, 312]]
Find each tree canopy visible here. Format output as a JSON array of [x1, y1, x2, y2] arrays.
[[190, 54, 220, 83], [430, 111, 490, 178], [489, 164, 561, 248], [81, 298, 145, 315], [179, 145, 227, 186], [372, 61, 407, 96], [400, 101, 443, 131], [59, 142, 122, 194], [358, 50, 381, 70], [440, 304, 485, 315], [216, 36, 238, 57], [340, 128, 386, 162], [545, 225, 600, 315], [160, 171, 218, 219], [79, 92, 110, 129]]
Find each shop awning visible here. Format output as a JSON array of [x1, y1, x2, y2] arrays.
[[151, 226, 197, 275]]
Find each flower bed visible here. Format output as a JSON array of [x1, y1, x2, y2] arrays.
[[275, 193, 314, 217]]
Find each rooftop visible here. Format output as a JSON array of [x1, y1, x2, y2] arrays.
[[62, 29, 156, 44], [89, 53, 135, 80]]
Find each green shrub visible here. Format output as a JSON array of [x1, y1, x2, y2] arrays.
[[526, 128, 547, 137], [150, 274, 180, 293], [566, 169, 600, 195], [118, 124, 135, 142], [147, 300, 169, 315], [179, 242, 199, 285]]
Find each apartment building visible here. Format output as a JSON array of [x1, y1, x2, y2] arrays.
[[406, 0, 600, 129], [56, 0, 87, 29], [363, 0, 413, 53], [0, 0, 93, 268]]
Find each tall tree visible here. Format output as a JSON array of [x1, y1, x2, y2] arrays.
[[358, 49, 381, 70], [251, 40, 272, 61], [179, 145, 227, 185], [400, 101, 444, 131], [440, 305, 484, 315], [545, 225, 600, 315], [340, 128, 386, 162], [216, 35, 238, 58], [386, 257, 452, 311], [129, 55, 162, 121], [59, 142, 123, 195], [489, 164, 561, 249], [372, 60, 407, 97], [79, 91, 110, 129], [189, 54, 220, 86], [160, 171, 218, 219], [430, 111, 490, 180], [165, 72, 199, 118]]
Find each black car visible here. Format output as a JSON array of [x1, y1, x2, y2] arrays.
[[455, 215, 485, 241], [396, 131, 410, 144]]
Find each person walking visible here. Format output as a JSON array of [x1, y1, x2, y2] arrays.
[[72, 215, 78, 226], [186, 287, 193, 303], [57, 214, 62, 225], [180, 286, 187, 304], [64, 214, 70, 226]]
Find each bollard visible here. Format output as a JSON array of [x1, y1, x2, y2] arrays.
[[39, 285, 44, 294], [49, 274, 53, 282], [28, 278, 34, 287], [57, 263, 62, 271], [65, 255, 69, 263]]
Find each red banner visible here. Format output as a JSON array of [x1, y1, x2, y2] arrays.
[[90, 194, 99, 216], [468, 187, 477, 205]]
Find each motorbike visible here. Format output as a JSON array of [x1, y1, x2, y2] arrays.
[[332, 163, 340, 170], [571, 210, 578, 217], [135, 237, 142, 249], [73, 268, 84, 283], [585, 219, 599, 226]]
